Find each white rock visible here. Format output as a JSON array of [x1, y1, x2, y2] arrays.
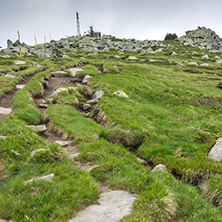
[[202, 55, 209, 60], [200, 63, 209, 67], [30, 149, 47, 157], [171, 51, 177, 55], [82, 75, 93, 84], [25, 173, 54, 184], [13, 60, 26, 65], [192, 51, 198, 55], [0, 107, 12, 115], [216, 60, 222, 64], [69, 68, 83, 77], [128, 56, 137, 60], [151, 164, 167, 172], [215, 56, 220, 59], [68, 191, 136, 222], [155, 48, 163, 53], [16, 84, 26, 90], [187, 61, 198, 66], [5, 74, 16, 78], [54, 140, 73, 147], [27, 125, 47, 133], [92, 90, 104, 100], [208, 138, 222, 162], [49, 87, 68, 97]]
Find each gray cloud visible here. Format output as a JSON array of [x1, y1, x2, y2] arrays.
[[1, 0, 222, 47]]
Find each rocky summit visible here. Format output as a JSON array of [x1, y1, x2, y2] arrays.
[[178, 26, 222, 52]]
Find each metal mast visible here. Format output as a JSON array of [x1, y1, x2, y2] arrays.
[[76, 11, 81, 36]]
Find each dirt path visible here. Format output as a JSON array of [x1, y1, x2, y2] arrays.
[[31, 68, 137, 222]]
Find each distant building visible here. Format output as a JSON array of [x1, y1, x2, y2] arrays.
[[84, 25, 101, 38]]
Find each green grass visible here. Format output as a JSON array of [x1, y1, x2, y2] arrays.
[[1, 42, 222, 221]]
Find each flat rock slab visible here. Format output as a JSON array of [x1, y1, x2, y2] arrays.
[[5, 74, 16, 78], [55, 140, 73, 147], [13, 60, 26, 65], [0, 107, 12, 115], [0, 219, 13, 222], [27, 125, 47, 133], [69, 68, 83, 77], [16, 84, 26, 90], [69, 190, 136, 222], [208, 138, 222, 161], [51, 71, 69, 77], [25, 173, 54, 184]]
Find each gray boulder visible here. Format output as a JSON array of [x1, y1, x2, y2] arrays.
[[151, 164, 167, 172], [7, 39, 13, 48], [0, 107, 12, 115], [27, 125, 47, 133], [208, 138, 222, 162], [92, 90, 104, 100]]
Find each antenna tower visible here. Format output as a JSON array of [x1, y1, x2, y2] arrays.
[[76, 11, 81, 36]]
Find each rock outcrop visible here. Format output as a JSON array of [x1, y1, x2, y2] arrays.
[[178, 27, 222, 52]]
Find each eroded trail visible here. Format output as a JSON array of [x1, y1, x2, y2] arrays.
[[32, 67, 137, 222], [0, 69, 45, 121]]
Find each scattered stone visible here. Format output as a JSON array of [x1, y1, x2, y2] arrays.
[[208, 138, 222, 162], [215, 56, 220, 59], [70, 153, 80, 158], [30, 149, 47, 157], [92, 90, 104, 100], [16, 84, 26, 90], [39, 104, 48, 108], [216, 60, 222, 64], [200, 63, 209, 67], [68, 191, 136, 222], [62, 55, 70, 59], [13, 60, 26, 65], [51, 71, 69, 77], [0, 107, 12, 115], [27, 125, 47, 133], [86, 99, 99, 104], [82, 75, 93, 84], [33, 62, 42, 67], [83, 103, 91, 110], [69, 68, 83, 77], [171, 51, 177, 55], [155, 48, 163, 53], [49, 87, 68, 97], [137, 157, 147, 165], [54, 140, 73, 147], [128, 56, 137, 60], [113, 90, 129, 98], [187, 61, 198, 66], [192, 51, 198, 55], [202, 55, 209, 60], [5, 74, 16, 78], [24, 173, 54, 184], [151, 164, 167, 172], [176, 63, 184, 67]]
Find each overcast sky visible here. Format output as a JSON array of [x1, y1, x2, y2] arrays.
[[1, 0, 222, 48]]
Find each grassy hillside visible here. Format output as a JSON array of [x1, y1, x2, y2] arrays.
[[1, 41, 222, 221]]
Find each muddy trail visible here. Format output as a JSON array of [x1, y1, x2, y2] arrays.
[[30, 67, 137, 221], [0, 69, 46, 121]]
